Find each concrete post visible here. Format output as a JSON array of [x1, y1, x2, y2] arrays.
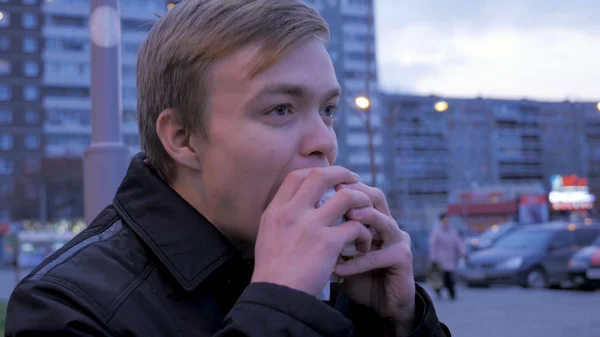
[[83, 0, 129, 225]]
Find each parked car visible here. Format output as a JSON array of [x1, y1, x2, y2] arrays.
[[465, 222, 520, 254], [457, 221, 600, 289], [568, 234, 600, 290]]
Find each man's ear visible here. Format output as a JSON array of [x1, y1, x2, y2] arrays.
[[156, 108, 202, 171]]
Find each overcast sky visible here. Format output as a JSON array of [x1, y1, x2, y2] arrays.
[[374, 0, 600, 101]]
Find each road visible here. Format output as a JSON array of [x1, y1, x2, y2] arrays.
[[422, 283, 600, 337]]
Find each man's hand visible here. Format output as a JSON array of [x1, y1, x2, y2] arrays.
[[251, 167, 374, 296], [333, 183, 417, 336]]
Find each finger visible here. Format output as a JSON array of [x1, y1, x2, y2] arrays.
[[292, 166, 360, 206], [331, 220, 373, 255], [336, 183, 391, 216], [334, 247, 404, 277], [316, 188, 372, 227], [270, 168, 313, 204], [400, 230, 412, 248], [345, 207, 402, 245]]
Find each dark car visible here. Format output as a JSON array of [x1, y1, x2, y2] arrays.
[[465, 222, 519, 254], [568, 234, 600, 290], [457, 221, 600, 289]]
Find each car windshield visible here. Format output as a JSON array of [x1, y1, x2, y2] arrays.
[[493, 229, 555, 250], [479, 224, 514, 241]]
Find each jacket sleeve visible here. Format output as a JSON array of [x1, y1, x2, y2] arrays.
[[5, 278, 114, 336], [216, 282, 354, 337], [343, 283, 451, 337]]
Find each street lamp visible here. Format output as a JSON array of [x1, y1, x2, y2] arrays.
[[596, 102, 600, 112], [350, 95, 377, 188], [355, 96, 371, 110], [434, 100, 449, 113]]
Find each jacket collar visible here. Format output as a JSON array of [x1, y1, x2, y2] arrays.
[[113, 153, 240, 291]]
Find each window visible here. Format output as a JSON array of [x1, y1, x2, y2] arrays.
[[0, 110, 11, 123], [24, 134, 40, 150], [0, 158, 13, 175], [22, 37, 38, 53], [0, 134, 12, 150], [23, 61, 39, 77], [0, 59, 10, 75], [25, 110, 39, 123], [45, 86, 89, 98], [23, 85, 39, 101], [0, 84, 10, 100], [0, 36, 9, 51], [22, 13, 38, 29], [0, 181, 12, 198], [45, 15, 86, 28], [0, 12, 10, 28]]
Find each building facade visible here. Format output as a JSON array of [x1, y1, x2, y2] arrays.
[[306, 0, 386, 187], [0, 0, 45, 221], [382, 93, 596, 230], [0, 0, 164, 222]]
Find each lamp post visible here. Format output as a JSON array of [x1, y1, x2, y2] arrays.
[[354, 96, 377, 187], [83, 0, 130, 225]]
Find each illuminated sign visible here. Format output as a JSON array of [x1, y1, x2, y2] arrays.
[[549, 174, 595, 210]]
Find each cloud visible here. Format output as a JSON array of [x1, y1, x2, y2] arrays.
[[374, 0, 600, 101]]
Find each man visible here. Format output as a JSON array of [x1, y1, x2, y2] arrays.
[[6, 1, 450, 336], [428, 213, 464, 300]]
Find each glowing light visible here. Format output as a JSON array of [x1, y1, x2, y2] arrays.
[[355, 96, 371, 110], [434, 101, 449, 112]]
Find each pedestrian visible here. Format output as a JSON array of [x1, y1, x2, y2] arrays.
[[429, 212, 464, 300], [427, 261, 444, 297], [5, 1, 450, 336]]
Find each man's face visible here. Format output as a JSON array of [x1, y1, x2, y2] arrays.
[[191, 37, 341, 245]]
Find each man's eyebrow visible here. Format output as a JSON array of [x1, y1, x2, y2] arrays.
[[254, 83, 342, 101]]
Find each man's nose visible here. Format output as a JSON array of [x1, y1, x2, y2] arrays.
[[300, 114, 336, 158]]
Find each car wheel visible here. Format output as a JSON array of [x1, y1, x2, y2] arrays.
[[524, 268, 548, 289]]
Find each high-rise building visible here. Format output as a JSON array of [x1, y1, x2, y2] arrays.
[[382, 94, 595, 229], [0, 0, 165, 222], [303, 0, 385, 186], [0, 0, 45, 221]]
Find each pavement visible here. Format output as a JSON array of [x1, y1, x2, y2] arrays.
[[421, 283, 600, 337]]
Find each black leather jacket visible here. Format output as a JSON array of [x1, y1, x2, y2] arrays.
[[6, 153, 450, 337]]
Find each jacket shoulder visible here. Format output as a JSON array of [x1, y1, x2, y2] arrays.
[[17, 206, 154, 320]]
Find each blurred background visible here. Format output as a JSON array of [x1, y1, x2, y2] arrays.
[[0, 0, 599, 335]]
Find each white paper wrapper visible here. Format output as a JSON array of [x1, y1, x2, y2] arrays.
[[315, 187, 361, 301], [316, 187, 360, 257]]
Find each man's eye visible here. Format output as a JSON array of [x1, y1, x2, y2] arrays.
[[270, 104, 292, 116], [323, 105, 338, 118]]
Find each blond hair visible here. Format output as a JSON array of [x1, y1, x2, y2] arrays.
[[137, 0, 330, 182]]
